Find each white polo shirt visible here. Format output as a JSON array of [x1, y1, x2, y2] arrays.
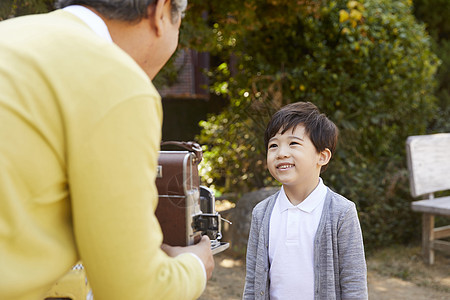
[[269, 178, 327, 300]]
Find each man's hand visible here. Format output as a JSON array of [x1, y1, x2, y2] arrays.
[[161, 235, 214, 280]]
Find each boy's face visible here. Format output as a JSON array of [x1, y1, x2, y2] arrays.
[[267, 125, 325, 189]]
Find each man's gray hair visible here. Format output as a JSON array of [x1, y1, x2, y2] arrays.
[[55, 0, 187, 23]]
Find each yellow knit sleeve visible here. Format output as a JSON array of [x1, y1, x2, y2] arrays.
[[68, 95, 205, 299]]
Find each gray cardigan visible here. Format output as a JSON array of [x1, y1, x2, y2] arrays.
[[243, 189, 368, 300]]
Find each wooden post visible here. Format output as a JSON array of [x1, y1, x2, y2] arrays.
[[422, 213, 434, 264]]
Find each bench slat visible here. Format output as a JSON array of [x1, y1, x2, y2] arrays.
[[434, 225, 450, 240], [411, 196, 450, 216], [431, 240, 450, 253]]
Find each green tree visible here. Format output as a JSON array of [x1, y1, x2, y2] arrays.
[[413, 0, 450, 132], [182, 0, 440, 249], [0, 0, 54, 20]]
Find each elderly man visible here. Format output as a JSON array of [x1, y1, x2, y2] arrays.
[[0, 1, 214, 299]]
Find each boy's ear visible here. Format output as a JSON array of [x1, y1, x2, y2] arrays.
[[318, 148, 332, 167], [147, 0, 169, 37]]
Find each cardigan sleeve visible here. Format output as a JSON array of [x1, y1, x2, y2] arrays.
[[337, 203, 368, 300], [69, 96, 205, 300]]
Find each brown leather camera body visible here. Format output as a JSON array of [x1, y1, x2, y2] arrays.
[[155, 149, 202, 246], [155, 142, 228, 254]]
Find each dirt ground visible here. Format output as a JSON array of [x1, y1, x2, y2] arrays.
[[199, 246, 450, 300]]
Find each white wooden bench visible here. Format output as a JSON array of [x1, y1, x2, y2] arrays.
[[406, 133, 450, 264]]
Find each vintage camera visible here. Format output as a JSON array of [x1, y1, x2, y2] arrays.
[[155, 142, 229, 254]]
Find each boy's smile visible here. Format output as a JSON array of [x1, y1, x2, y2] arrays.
[[267, 125, 329, 204], [276, 163, 294, 170]]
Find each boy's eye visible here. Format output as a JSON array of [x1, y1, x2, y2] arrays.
[[290, 141, 300, 146], [268, 143, 277, 149]]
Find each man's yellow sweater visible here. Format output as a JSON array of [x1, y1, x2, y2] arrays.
[[0, 10, 205, 300]]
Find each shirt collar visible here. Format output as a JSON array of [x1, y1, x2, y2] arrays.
[[277, 178, 327, 213], [63, 5, 113, 42]]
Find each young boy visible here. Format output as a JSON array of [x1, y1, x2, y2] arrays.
[[243, 102, 368, 300]]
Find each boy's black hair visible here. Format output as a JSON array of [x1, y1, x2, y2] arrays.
[[264, 101, 338, 172]]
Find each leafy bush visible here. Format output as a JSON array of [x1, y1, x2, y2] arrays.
[[413, 0, 450, 132], [184, 0, 440, 249], [0, 0, 54, 20]]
